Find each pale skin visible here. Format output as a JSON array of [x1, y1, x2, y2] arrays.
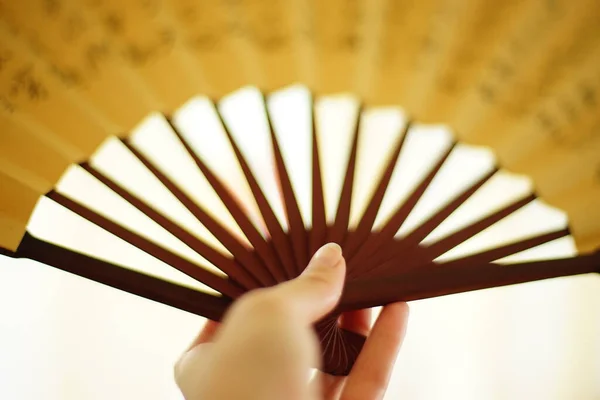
[[174, 243, 410, 400]]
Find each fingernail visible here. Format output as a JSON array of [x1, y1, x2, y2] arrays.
[[312, 243, 342, 266]]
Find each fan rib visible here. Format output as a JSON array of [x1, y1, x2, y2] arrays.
[[263, 94, 309, 274], [421, 193, 538, 262], [328, 105, 362, 247], [11, 233, 598, 321], [45, 190, 248, 297], [164, 117, 284, 284], [363, 192, 539, 277], [376, 142, 457, 242], [371, 228, 571, 278], [401, 168, 499, 248], [310, 96, 328, 256], [439, 228, 572, 268], [213, 101, 297, 280], [120, 139, 274, 286], [339, 252, 600, 312], [348, 142, 457, 276], [15, 233, 231, 321], [343, 120, 412, 259], [364, 168, 499, 269], [80, 162, 266, 287]]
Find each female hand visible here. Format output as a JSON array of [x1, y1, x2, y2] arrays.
[[174, 243, 409, 400]]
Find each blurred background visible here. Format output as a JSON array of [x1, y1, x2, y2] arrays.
[[1, 87, 599, 399], [1, 0, 600, 396]]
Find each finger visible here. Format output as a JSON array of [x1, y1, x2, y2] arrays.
[[174, 343, 214, 396], [260, 242, 346, 324], [341, 302, 409, 400], [309, 372, 346, 400], [186, 320, 220, 351], [174, 244, 345, 400], [339, 309, 372, 336], [175, 320, 220, 380], [308, 310, 373, 399]]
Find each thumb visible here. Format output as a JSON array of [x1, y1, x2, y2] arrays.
[[269, 242, 346, 323]]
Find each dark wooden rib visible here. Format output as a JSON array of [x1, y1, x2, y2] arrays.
[[15, 233, 231, 321], [328, 105, 362, 247], [45, 190, 248, 297], [422, 193, 537, 261], [362, 168, 498, 269], [310, 95, 328, 256], [343, 120, 411, 259], [9, 235, 599, 322], [164, 116, 283, 285], [339, 251, 600, 312], [262, 93, 309, 274], [400, 168, 498, 248], [370, 227, 571, 278], [213, 100, 297, 280], [80, 162, 272, 288], [438, 228, 571, 268], [120, 139, 272, 286], [348, 142, 457, 276], [361, 192, 539, 277]]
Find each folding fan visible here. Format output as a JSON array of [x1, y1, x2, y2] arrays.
[[1, 0, 599, 378]]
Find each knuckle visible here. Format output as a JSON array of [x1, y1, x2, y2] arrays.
[[305, 271, 340, 300], [306, 270, 334, 289]]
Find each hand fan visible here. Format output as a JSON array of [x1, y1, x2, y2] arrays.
[[0, 0, 599, 377]]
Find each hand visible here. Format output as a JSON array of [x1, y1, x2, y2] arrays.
[[174, 243, 409, 400]]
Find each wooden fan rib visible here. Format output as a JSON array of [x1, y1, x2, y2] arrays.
[[213, 101, 297, 280], [9, 236, 598, 322], [328, 105, 362, 246], [310, 96, 328, 256], [263, 93, 309, 273], [343, 120, 412, 259], [371, 228, 571, 279], [401, 167, 499, 247], [348, 142, 457, 276], [14, 233, 231, 322], [120, 139, 273, 287], [80, 162, 258, 286], [0, 247, 14, 258], [422, 193, 538, 261], [363, 192, 540, 278], [438, 228, 572, 268], [377, 142, 458, 240], [9, 235, 598, 327], [45, 190, 248, 298], [164, 116, 283, 285], [363, 167, 499, 270], [340, 252, 600, 312]]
